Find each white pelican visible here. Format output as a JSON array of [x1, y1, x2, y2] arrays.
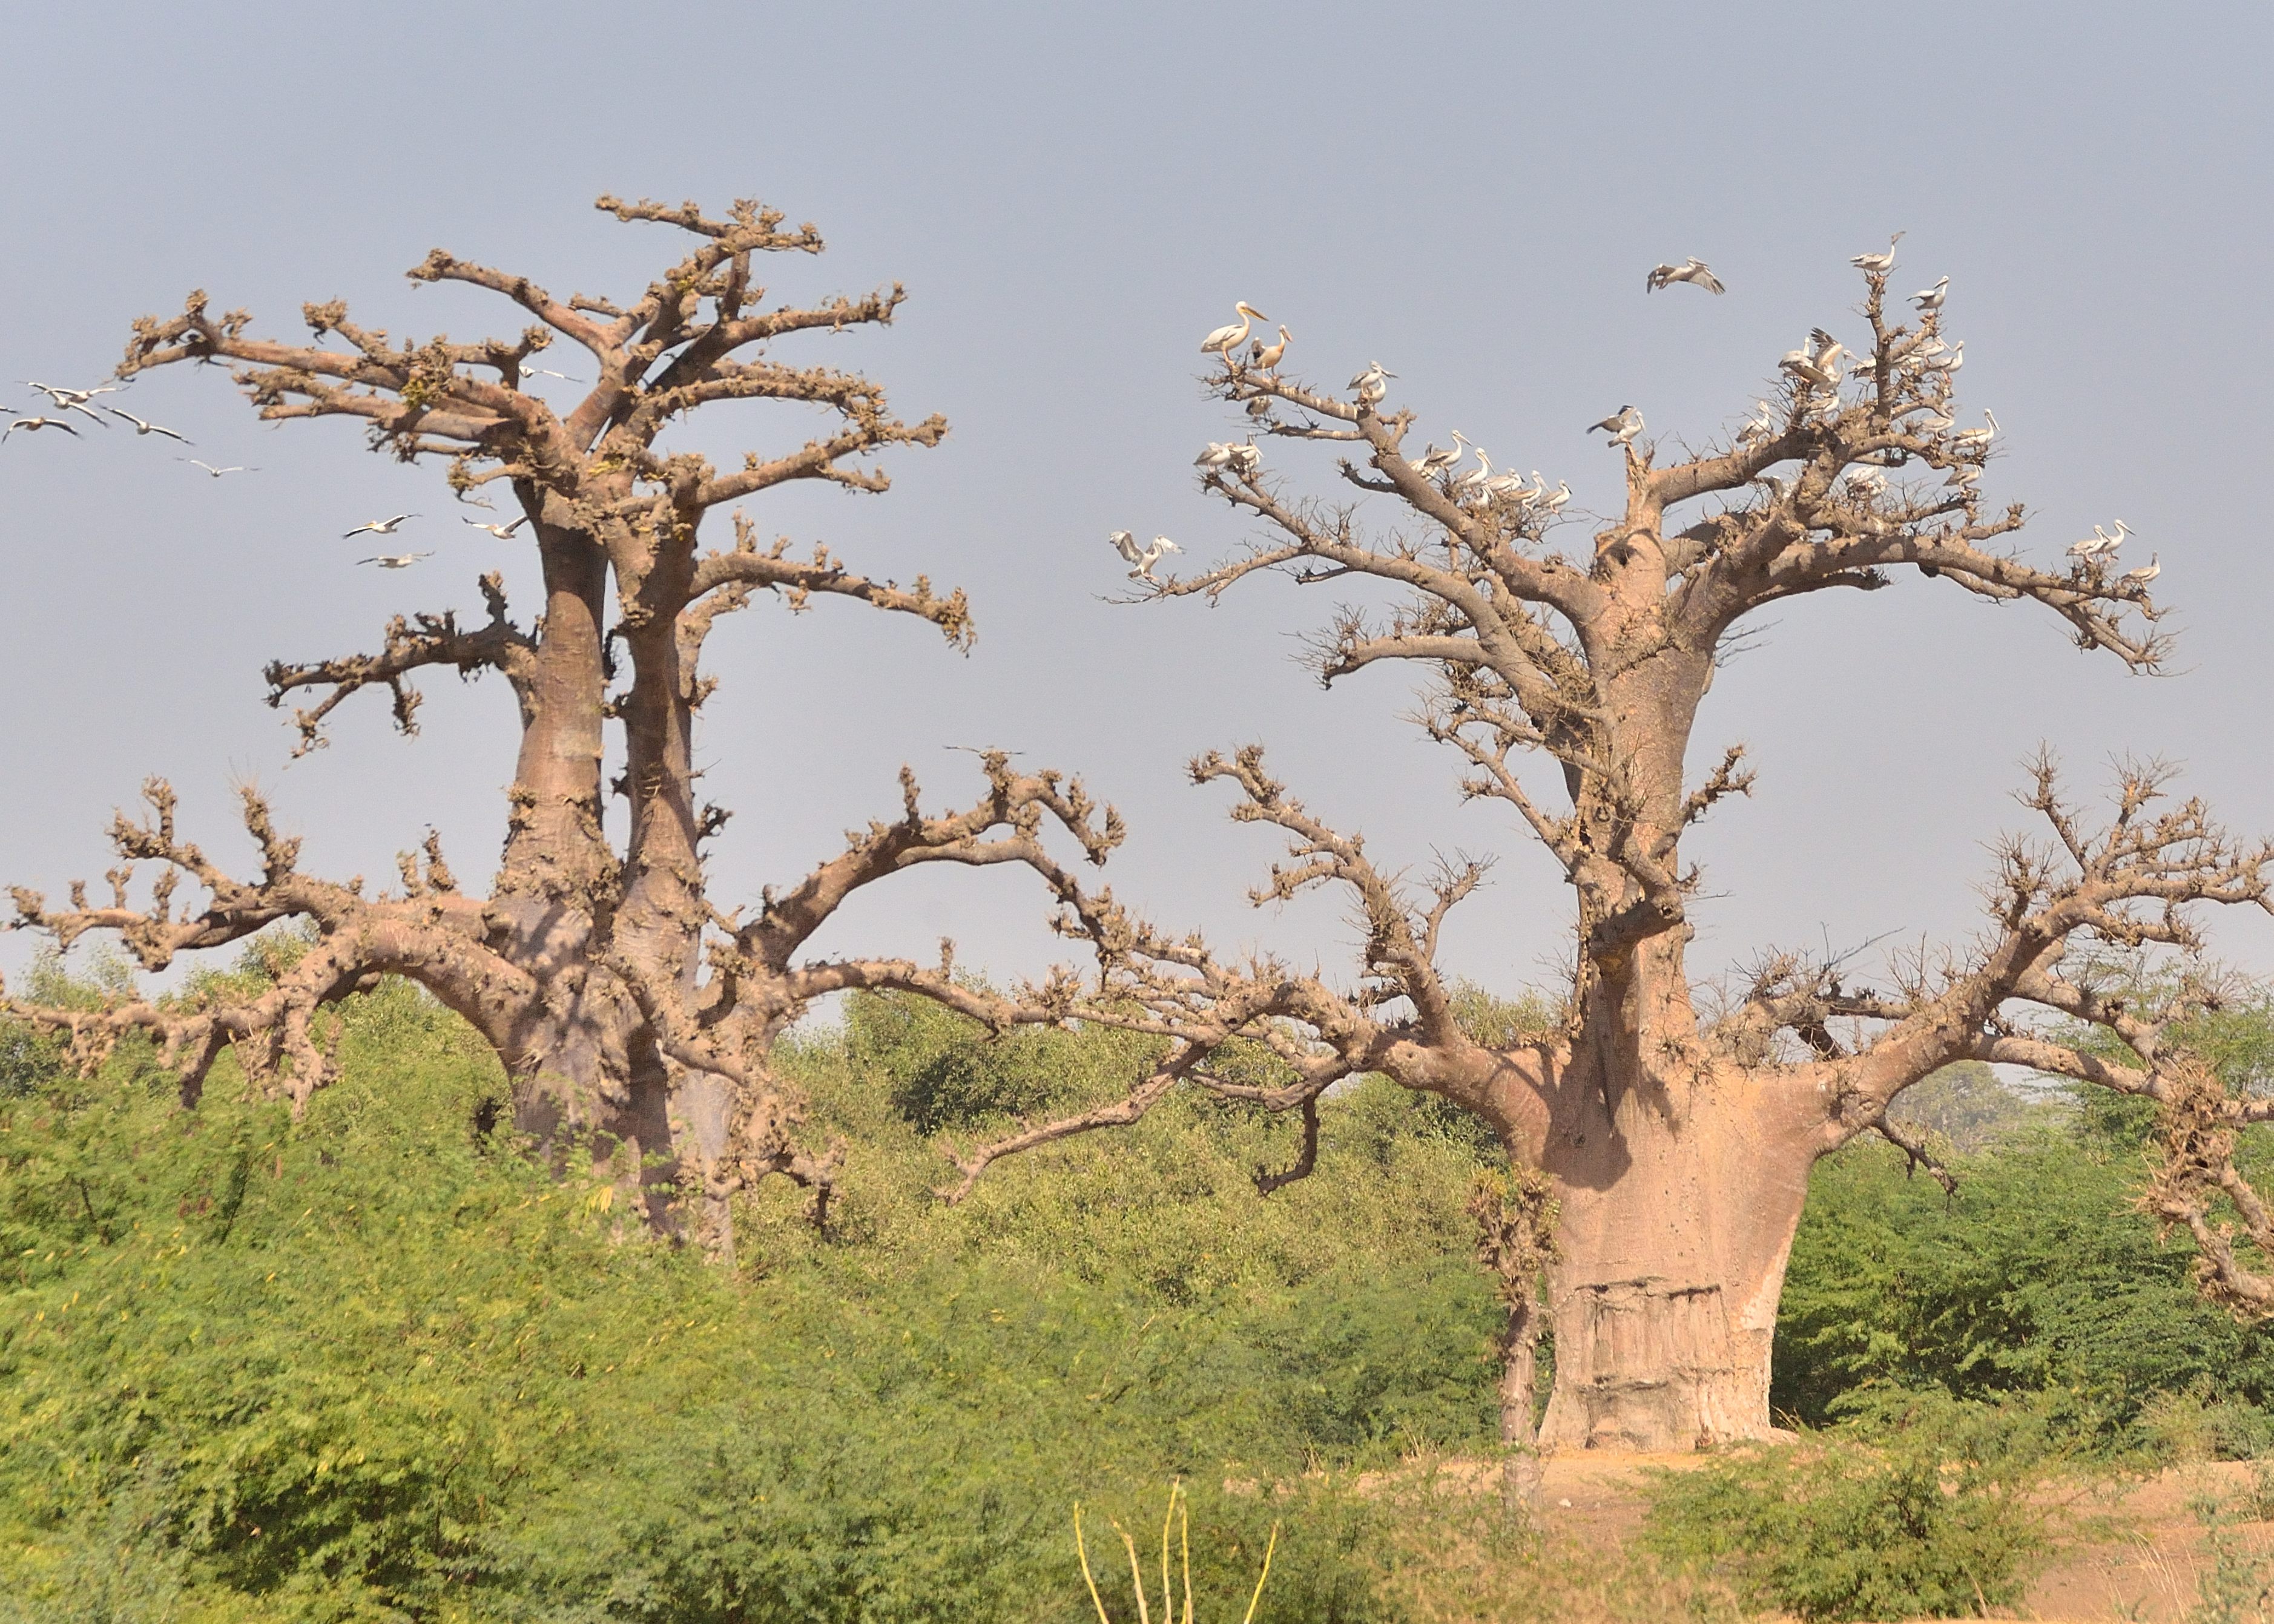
[[1911, 276, 1949, 312], [1410, 430, 1468, 476], [25, 381, 118, 410], [1845, 467, 1887, 499], [2, 415, 78, 439], [358, 551, 434, 569], [344, 513, 421, 538], [1350, 361, 1394, 404], [1943, 465, 1980, 487], [106, 407, 191, 443], [1851, 232, 1904, 274], [1923, 341, 1965, 373], [463, 515, 530, 538], [2119, 553, 2159, 588], [1537, 477, 1572, 513], [1646, 257, 1725, 295], [1454, 447, 1494, 496], [183, 459, 255, 476], [1201, 303, 1269, 362], [1225, 437, 1261, 476], [1194, 441, 1237, 472], [1109, 531, 1180, 581], [1588, 404, 1643, 446], [1244, 396, 1274, 419], [1248, 326, 1291, 370]]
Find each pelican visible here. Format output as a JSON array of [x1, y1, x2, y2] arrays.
[[1244, 396, 1275, 419], [1409, 430, 1468, 476], [1911, 276, 1950, 312], [519, 364, 581, 381], [183, 459, 255, 476], [25, 381, 118, 410], [1225, 437, 1261, 477], [105, 407, 191, 443], [1943, 465, 1980, 487], [1, 415, 78, 440], [1194, 441, 1237, 473], [1780, 343, 1837, 389], [1108, 531, 1180, 581], [2119, 553, 2159, 589], [463, 514, 530, 539], [1483, 466, 1529, 502], [1201, 303, 1269, 363], [1953, 409, 1999, 449], [344, 513, 421, 538], [1454, 447, 1495, 496], [1646, 257, 1725, 295], [1851, 232, 1905, 274], [1248, 325, 1291, 370], [1845, 467, 1887, 499], [1923, 340, 1965, 373], [1538, 478, 1572, 513], [358, 551, 433, 569], [1588, 404, 1643, 447], [1350, 360, 1394, 404]]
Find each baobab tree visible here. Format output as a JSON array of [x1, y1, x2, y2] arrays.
[[948, 257, 2274, 1453], [0, 196, 1122, 1263]]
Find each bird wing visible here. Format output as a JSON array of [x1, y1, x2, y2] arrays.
[[1696, 268, 1725, 295]]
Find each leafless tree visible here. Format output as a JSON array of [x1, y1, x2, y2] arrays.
[[0, 196, 1120, 1266], [949, 257, 2274, 1451]]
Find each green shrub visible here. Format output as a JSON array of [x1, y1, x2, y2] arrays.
[[1641, 1392, 2074, 1622]]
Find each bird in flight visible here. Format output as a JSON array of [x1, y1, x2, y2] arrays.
[[463, 514, 529, 539], [358, 551, 435, 570], [4, 415, 80, 439], [1201, 303, 1269, 363], [25, 381, 119, 424], [344, 513, 421, 539], [1108, 530, 1180, 582], [183, 459, 255, 476], [106, 407, 192, 444], [1587, 404, 1643, 447], [1646, 258, 1725, 295], [1851, 232, 1904, 274]]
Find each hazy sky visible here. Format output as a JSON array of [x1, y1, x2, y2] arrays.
[[4, 2, 2272, 1007]]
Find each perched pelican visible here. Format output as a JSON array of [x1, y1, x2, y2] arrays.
[[1248, 325, 1291, 370], [1225, 437, 1261, 476], [1851, 232, 1905, 274], [183, 459, 255, 476], [1845, 467, 1887, 499], [344, 513, 421, 539], [1244, 396, 1275, 419], [1201, 303, 1269, 363], [1646, 257, 1725, 295], [1108, 531, 1180, 581], [2119, 553, 2160, 589], [358, 551, 434, 569], [1922, 340, 1965, 373], [1537, 477, 1572, 513], [2, 415, 79, 440], [1911, 276, 1950, 313], [1454, 447, 1495, 496], [1943, 465, 1981, 487], [106, 407, 191, 443], [1194, 441, 1238, 472], [1350, 360, 1394, 405], [1409, 430, 1468, 476], [463, 514, 530, 539], [1780, 342, 1837, 390], [1587, 404, 1643, 447]]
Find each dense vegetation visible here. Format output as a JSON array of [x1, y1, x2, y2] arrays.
[[5, 955, 2274, 1620]]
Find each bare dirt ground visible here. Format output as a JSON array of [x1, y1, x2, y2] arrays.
[[1524, 1451, 2274, 1622]]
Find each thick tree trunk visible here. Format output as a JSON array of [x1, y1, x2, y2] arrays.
[[1534, 1080, 1815, 1450]]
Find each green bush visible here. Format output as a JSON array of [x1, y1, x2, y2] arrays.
[[1641, 1392, 2074, 1622]]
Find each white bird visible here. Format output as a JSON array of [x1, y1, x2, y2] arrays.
[[106, 407, 192, 444], [1922, 340, 1965, 374], [358, 551, 434, 570], [463, 514, 530, 539], [183, 459, 254, 476], [1454, 447, 1495, 497], [1225, 437, 1261, 477], [1943, 465, 1981, 488], [1247, 325, 1291, 371], [1537, 478, 1572, 513], [344, 513, 421, 539], [1737, 400, 1779, 445], [2067, 521, 2132, 561], [1779, 341, 1838, 390], [1587, 404, 1643, 447], [2118, 553, 2160, 589], [1409, 430, 1468, 476], [1108, 530, 1180, 581], [1953, 409, 1999, 449], [1911, 276, 1950, 313], [2, 415, 78, 440], [1844, 468, 1887, 499], [1350, 361, 1394, 405], [1201, 303, 1269, 363], [1194, 441, 1238, 473], [1646, 257, 1725, 295], [519, 364, 581, 381], [25, 381, 118, 410], [1851, 232, 1905, 275]]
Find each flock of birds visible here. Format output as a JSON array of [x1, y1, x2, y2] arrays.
[[1108, 235, 2157, 600], [1, 378, 540, 570]]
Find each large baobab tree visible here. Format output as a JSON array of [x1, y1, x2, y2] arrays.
[[949, 257, 2274, 1452], [0, 196, 1120, 1262]]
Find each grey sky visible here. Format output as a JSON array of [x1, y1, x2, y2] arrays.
[[4, 1, 2271, 1006]]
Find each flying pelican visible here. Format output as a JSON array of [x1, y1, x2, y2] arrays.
[[358, 551, 435, 570], [463, 514, 530, 539], [2119, 553, 2160, 589], [1409, 430, 1468, 476], [1108, 530, 1180, 581], [344, 513, 421, 539], [1248, 326, 1291, 370], [1851, 232, 1905, 274], [1587, 404, 1643, 447], [106, 407, 191, 444], [25, 381, 118, 410], [1646, 257, 1725, 295], [1911, 276, 1950, 312], [2, 415, 79, 440], [1350, 361, 1394, 405], [183, 459, 255, 476], [1201, 303, 1269, 363]]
